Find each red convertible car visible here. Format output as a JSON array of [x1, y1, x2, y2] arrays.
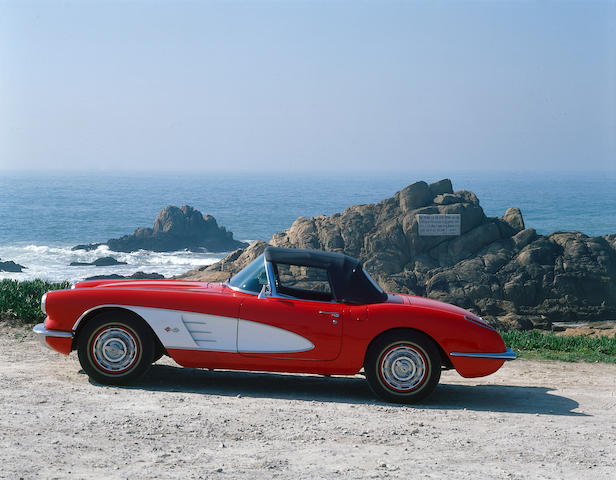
[[34, 246, 515, 403]]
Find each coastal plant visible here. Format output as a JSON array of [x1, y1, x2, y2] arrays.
[[501, 329, 616, 364], [0, 279, 71, 325]]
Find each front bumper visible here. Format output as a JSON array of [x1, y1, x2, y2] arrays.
[[33, 323, 73, 351], [449, 347, 517, 361]]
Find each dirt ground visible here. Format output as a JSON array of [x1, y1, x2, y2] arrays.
[[1, 326, 615, 480]]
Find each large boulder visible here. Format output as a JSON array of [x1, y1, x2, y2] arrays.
[[74, 205, 248, 253], [397, 181, 434, 212], [502, 207, 525, 232], [182, 179, 616, 329]]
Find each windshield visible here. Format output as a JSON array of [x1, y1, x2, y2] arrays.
[[227, 254, 268, 294]]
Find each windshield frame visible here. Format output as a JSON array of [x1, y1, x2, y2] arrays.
[[226, 254, 269, 295]]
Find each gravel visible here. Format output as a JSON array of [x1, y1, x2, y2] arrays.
[[1, 325, 615, 479]]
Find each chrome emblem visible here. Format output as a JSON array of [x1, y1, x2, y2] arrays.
[[164, 327, 180, 333]]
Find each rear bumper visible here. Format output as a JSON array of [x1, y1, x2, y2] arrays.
[[33, 323, 73, 354], [449, 347, 517, 361]]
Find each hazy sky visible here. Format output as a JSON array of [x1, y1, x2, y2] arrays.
[[1, 0, 614, 172]]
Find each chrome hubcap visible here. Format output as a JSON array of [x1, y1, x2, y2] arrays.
[[92, 327, 138, 372], [380, 345, 426, 391]]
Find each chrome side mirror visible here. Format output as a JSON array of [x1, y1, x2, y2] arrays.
[[258, 284, 271, 300]]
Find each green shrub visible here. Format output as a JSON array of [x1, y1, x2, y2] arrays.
[[0, 279, 71, 325], [501, 329, 616, 363]]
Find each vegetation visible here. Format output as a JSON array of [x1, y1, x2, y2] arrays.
[[501, 329, 616, 364], [0, 279, 71, 325]]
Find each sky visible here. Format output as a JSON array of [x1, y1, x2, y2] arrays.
[[1, 0, 615, 172]]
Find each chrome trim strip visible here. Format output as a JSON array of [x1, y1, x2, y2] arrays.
[[32, 323, 74, 338], [449, 347, 517, 361]]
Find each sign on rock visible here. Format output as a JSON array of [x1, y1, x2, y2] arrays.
[[417, 214, 461, 236]]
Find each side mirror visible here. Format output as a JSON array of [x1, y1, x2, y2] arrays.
[[258, 284, 271, 300]]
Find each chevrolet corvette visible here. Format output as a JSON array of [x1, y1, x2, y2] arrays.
[[34, 246, 515, 403]]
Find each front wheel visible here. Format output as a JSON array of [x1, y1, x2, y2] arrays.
[[365, 331, 441, 403], [77, 312, 154, 385]]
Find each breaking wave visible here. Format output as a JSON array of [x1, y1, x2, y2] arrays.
[[0, 244, 226, 282]]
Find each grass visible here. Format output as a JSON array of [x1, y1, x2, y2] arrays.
[[501, 329, 616, 364], [0, 279, 71, 325]]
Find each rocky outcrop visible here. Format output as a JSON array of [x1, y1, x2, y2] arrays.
[[84, 271, 165, 281], [182, 179, 616, 330], [70, 257, 127, 267], [0, 259, 26, 273], [73, 205, 248, 253]]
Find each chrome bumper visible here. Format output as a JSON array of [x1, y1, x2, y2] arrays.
[[33, 323, 73, 349], [449, 347, 517, 361]]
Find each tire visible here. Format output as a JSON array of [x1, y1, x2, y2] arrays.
[[364, 330, 441, 404], [152, 340, 166, 363], [77, 312, 154, 385]]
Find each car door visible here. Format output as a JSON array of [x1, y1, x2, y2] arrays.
[[237, 295, 343, 361], [237, 261, 343, 361]]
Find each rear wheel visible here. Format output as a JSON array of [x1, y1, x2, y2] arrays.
[[365, 331, 441, 403], [77, 312, 154, 385]]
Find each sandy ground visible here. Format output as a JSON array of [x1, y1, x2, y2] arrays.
[[1, 326, 615, 480]]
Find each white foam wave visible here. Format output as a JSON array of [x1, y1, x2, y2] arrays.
[[0, 244, 225, 282]]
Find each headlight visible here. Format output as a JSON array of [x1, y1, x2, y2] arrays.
[[41, 293, 47, 315]]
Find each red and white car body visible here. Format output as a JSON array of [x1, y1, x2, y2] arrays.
[[34, 247, 515, 403]]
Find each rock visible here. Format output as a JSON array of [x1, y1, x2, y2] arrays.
[[397, 181, 433, 212], [71, 243, 103, 252], [433, 193, 459, 205], [0, 259, 26, 272], [512, 228, 537, 249], [429, 179, 453, 197], [502, 208, 525, 232], [84, 271, 165, 281], [495, 314, 550, 331], [181, 179, 616, 329], [74, 205, 248, 253], [70, 257, 127, 267], [92, 257, 127, 266]]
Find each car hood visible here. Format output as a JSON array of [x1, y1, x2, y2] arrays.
[[73, 279, 228, 294]]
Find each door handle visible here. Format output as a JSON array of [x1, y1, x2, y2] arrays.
[[318, 311, 340, 318]]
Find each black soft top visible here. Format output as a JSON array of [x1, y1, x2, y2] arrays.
[[264, 246, 387, 304]]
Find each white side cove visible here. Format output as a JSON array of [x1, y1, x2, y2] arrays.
[[181, 312, 238, 351], [108, 306, 314, 353], [237, 319, 314, 353]]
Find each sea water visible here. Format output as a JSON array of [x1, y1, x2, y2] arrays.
[[1, 171, 614, 282]]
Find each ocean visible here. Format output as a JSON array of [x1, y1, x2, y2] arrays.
[[1, 171, 615, 282]]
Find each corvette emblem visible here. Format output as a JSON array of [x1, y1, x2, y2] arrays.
[[164, 327, 180, 333]]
